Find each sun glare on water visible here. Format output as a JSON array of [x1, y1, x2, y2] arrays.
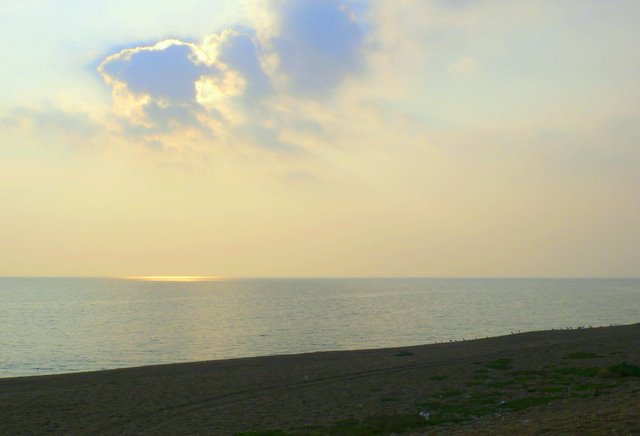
[[127, 276, 224, 282]]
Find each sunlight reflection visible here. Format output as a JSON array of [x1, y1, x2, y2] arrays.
[[127, 276, 224, 282]]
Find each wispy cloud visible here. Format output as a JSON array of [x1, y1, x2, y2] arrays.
[[2, 106, 99, 142]]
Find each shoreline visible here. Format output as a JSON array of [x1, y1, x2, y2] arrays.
[[2, 323, 639, 434], [1, 323, 630, 381]]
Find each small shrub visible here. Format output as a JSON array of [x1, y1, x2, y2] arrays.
[[608, 362, 640, 377]]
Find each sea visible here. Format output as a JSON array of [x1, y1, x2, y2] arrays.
[[1, 277, 639, 378]]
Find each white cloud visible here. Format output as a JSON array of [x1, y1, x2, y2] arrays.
[[96, 0, 370, 153]]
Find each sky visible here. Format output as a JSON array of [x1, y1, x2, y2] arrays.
[[1, 0, 639, 277]]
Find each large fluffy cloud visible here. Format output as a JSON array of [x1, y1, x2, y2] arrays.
[[100, 41, 212, 103], [97, 0, 367, 151], [98, 35, 261, 140]]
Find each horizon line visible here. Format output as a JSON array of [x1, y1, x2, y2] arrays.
[[1, 275, 639, 280]]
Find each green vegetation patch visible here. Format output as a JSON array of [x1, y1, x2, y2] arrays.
[[326, 414, 430, 434], [485, 358, 513, 370], [466, 391, 504, 406], [394, 350, 414, 357], [528, 385, 565, 393], [607, 362, 640, 378], [473, 374, 491, 380], [509, 370, 545, 376], [513, 376, 533, 384], [289, 425, 322, 432], [416, 400, 496, 423], [573, 383, 613, 391], [564, 352, 602, 360], [240, 360, 640, 435], [485, 379, 517, 388], [236, 431, 288, 436], [436, 389, 463, 398], [570, 393, 593, 399], [429, 375, 448, 381]]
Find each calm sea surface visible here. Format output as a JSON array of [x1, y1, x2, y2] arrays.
[[1, 277, 639, 378]]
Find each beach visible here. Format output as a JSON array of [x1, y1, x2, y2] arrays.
[[1, 323, 639, 435]]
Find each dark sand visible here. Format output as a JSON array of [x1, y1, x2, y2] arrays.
[[1, 324, 639, 435]]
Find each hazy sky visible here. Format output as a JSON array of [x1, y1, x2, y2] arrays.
[[1, 0, 639, 277]]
